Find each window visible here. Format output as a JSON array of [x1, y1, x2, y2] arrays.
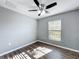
[[48, 20, 61, 41]]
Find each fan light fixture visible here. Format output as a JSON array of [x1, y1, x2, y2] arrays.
[[28, 0, 57, 16]]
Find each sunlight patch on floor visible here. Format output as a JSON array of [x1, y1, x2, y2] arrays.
[[13, 52, 31, 59], [27, 47, 52, 59], [12, 46, 52, 59]]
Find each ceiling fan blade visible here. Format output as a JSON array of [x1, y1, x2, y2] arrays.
[[46, 2, 57, 9], [28, 10, 37, 11], [34, 0, 39, 7]]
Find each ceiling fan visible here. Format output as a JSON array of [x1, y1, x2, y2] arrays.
[[28, 0, 57, 16]]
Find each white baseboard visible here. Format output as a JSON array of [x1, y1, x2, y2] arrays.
[[37, 40, 79, 53], [0, 40, 37, 56]]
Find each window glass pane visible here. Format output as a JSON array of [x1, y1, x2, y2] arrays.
[[49, 31, 61, 41], [48, 20, 61, 30]]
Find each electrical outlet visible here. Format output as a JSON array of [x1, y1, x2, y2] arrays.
[[8, 42, 11, 46]]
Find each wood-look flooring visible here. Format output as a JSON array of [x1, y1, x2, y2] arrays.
[[0, 42, 79, 59]]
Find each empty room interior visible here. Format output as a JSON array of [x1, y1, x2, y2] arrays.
[[0, 0, 79, 59]]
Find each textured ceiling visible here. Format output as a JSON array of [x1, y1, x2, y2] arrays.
[[0, 0, 79, 19]]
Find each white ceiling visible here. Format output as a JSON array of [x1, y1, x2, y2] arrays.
[[0, 0, 79, 19]]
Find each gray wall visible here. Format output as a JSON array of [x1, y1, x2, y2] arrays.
[[0, 6, 37, 54], [37, 10, 79, 50]]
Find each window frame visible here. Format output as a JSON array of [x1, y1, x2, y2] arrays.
[[48, 20, 61, 41]]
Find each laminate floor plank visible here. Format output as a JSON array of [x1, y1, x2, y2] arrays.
[[0, 42, 79, 59]]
